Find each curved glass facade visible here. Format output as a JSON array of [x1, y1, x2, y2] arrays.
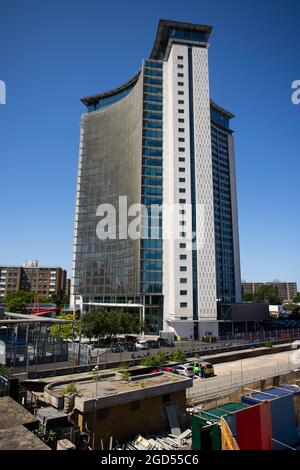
[[73, 75, 143, 300], [87, 83, 136, 112], [211, 109, 236, 302]]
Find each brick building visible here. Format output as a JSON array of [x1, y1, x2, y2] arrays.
[[241, 281, 297, 303], [0, 260, 67, 300]]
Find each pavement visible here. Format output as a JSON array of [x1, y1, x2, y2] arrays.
[[188, 349, 300, 403]]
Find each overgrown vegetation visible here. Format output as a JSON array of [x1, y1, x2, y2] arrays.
[[170, 348, 186, 363], [140, 351, 168, 367], [0, 365, 11, 377], [33, 428, 57, 449], [118, 364, 130, 381], [64, 382, 78, 395]]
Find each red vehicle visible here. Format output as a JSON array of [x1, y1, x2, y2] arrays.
[[151, 366, 174, 374]]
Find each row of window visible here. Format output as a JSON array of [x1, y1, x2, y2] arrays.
[[175, 60, 189, 309], [141, 62, 163, 293]]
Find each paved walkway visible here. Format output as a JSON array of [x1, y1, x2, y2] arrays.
[[189, 349, 300, 402]]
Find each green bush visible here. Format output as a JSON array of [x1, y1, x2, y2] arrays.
[[0, 366, 11, 377], [265, 341, 273, 348], [118, 364, 130, 381], [33, 428, 57, 449], [170, 349, 186, 363], [140, 351, 168, 367], [64, 382, 78, 394]]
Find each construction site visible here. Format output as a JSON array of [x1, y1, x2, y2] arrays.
[[0, 338, 299, 451]]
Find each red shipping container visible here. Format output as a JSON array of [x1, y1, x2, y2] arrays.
[[235, 402, 272, 450]]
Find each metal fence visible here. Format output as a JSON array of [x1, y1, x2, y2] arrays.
[[187, 351, 299, 405]]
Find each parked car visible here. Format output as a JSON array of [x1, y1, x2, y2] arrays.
[[124, 342, 136, 352], [172, 364, 194, 378], [135, 340, 149, 351], [151, 366, 174, 374], [191, 361, 215, 378], [146, 340, 159, 349], [159, 338, 175, 348], [110, 343, 124, 353]]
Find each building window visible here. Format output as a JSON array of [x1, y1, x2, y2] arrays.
[[180, 303, 188, 308], [131, 401, 140, 410], [178, 64, 184, 69], [178, 73, 184, 78], [179, 188, 186, 193], [178, 82, 184, 86], [97, 408, 108, 419], [180, 266, 187, 272], [178, 100, 184, 105], [179, 178, 186, 183], [177, 55, 183, 60], [179, 157, 185, 162], [163, 394, 171, 403], [179, 168, 185, 173], [178, 147, 185, 152], [180, 290, 187, 295], [178, 109, 184, 114], [180, 243, 186, 248], [178, 91, 184, 95], [178, 128, 185, 132], [180, 255, 187, 260], [180, 278, 187, 284], [178, 118, 185, 122], [180, 232, 186, 237], [178, 138, 185, 142]]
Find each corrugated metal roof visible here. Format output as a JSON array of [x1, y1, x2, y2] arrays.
[[243, 385, 300, 402], [201, 402, 249, 420]]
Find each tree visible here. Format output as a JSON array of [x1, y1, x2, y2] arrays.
[[81, 308, 109, 341], [285, 304, 300, 320], [242, 293, 254, 302], [294, 293, 300, 303], [4, 291, 52, 313], [252, 285, 282, 305], [4, 291, 35, 313], [50, 291, 69, 310], [81, 307, 145, 342], [50, 313, 79, 340]]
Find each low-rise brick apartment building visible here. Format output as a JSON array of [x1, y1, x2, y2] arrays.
[[0, 260, 68, 300], [241, 281, 297, 303]]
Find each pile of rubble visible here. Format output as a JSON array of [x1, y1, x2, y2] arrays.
[[115, 430, 192, 451]]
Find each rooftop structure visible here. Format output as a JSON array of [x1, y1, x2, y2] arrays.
[[0, 396, 50, 450], [43, 370, 192, 448]]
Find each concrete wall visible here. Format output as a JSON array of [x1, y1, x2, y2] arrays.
[[73, 390, 187, 449]]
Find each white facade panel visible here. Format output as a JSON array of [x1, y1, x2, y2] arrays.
[[163, 44, 194, 330], [192, 47, 217, 322]]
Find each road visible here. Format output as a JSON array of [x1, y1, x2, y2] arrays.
[[188, 349, 300, 403]]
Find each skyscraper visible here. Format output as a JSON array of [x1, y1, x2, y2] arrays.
[[71, 19, 241, 339]]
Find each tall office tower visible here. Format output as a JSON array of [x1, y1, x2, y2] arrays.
[[72, 20, 241, 339]]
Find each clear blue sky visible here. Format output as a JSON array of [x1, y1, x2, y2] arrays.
[[0, 0, 299, 289]]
